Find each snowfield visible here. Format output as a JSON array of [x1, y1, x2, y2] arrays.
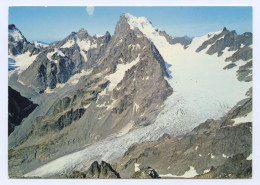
[[8, 52, 38, 74], [24, 14, 252, 177]]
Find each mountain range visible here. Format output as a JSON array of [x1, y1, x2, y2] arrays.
[[8, 13, 252, 178]]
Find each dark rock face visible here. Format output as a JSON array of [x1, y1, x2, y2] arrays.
[[131, 167, 160, 179], [225, 46, 252, 62], [224, 46, 252, 82], [61, 161, 120, 178], [196, 27, 229, 53], [54, 108, 85, 130], [159, 30, 191, 47], [8, 86, 38, 135]]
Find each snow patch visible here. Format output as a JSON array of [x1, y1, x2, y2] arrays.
[[222, 154, 228, 158], [232, 112, 252, 126], [133, 103, 139, 112], [61, 39, 75, 48], [105, 55, 140, 91], [246, 153, 252, 160], [47, 48, 65, 63], [33, 41, 48, 49], [134, 163, 140, 172], [203, 169, 210, 174], [159, 166, 198, 178], [67, 69, 92, 85], [94, 34, 104, 38], [75, 36, 97, 62]]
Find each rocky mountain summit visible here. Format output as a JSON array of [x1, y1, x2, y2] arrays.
[[8, 24, 40, 56], [8, 13, 252, 179]]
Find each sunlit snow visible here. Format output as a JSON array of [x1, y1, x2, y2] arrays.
[[159, 166, 198, 178], [8, 52, 38, 74], [232, 112, 252, 126], [105, 55, 140, 91]]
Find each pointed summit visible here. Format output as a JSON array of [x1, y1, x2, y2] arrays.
[[8, 24, 16, 30], [77, 28, 89, 40], [8, 24, 25, 42], [222, 27, 230, 33], [122, 13, 153, 30]]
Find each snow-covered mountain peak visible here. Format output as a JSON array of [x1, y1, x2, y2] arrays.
[[8, 24, 25, 42], [123, 13, 153, 31]]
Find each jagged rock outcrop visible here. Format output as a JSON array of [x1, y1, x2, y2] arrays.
[[131, 167, 160, 178], [61, 161, 120, 178], [196, 27, 252, 56], [196, 27, 229, 53], [159, 30, 192, 47], [8, 86, 38, 135]]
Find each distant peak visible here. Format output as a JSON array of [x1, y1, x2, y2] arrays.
[[222, 27, 229, 32], [183, 35, 192, 41], [78, 28, 88, 34], [8, 24, 16, 30], [105, 31, 110, 36], [121, 12, 132, 19]]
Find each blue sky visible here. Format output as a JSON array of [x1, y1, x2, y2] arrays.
[[9, 6, 252, 43]]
